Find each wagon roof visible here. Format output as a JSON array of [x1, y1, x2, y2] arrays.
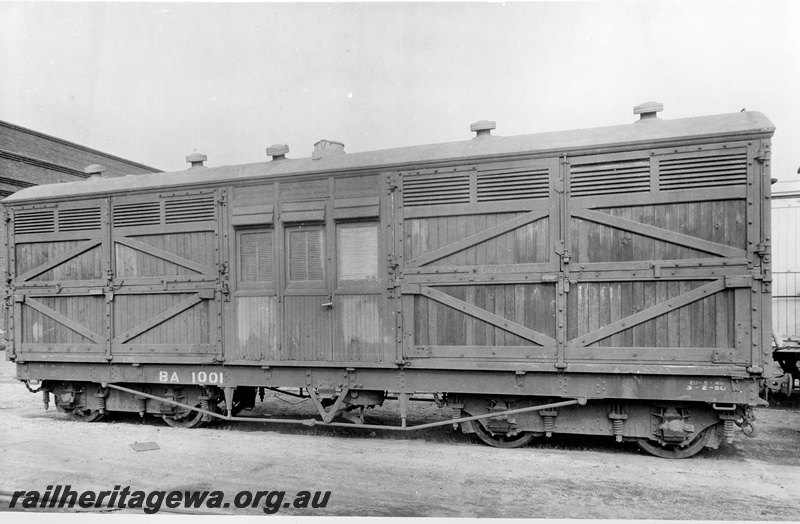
[[3, 110, 774, 203], [772, 179, 800, 198]]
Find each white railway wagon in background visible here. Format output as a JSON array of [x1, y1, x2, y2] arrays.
[[772, 178, 800, 394]]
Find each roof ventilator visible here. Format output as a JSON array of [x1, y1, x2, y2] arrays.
[[312, 139, 345, 160], [267, 144, 290, 161], [634, 101, 663, 123], [186, 153, 207, 169], [85, 164, 106, 179], [471, 120, 496, 139]]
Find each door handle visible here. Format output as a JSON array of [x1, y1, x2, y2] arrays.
[[321, 297, 333, 308]]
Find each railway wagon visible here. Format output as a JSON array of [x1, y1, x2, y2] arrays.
[[4, 102, 776, 458], [771, 179, 800, 394]]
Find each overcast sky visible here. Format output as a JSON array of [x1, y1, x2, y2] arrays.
[[1, 1, 798, 180]]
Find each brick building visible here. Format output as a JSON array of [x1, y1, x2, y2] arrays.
[[0, 120, 162, 331], [0, 120, 161, 194]]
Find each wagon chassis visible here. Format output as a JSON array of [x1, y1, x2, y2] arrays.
[[104, 382, 586, 431], [18, 357, 762, 458]]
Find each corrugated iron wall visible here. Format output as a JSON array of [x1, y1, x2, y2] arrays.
[[772, 196, 800, 340]]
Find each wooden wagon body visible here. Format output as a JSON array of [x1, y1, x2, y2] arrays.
[[4, 105, 775, 456]]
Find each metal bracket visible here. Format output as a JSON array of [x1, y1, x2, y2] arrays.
[[651, 263, 661, 278], [198, 289, 216, 300], [406, 346, 431, 357], [307, 387, 351, 423], [726, 275, 753, 288], [346, 368, 357, 388]]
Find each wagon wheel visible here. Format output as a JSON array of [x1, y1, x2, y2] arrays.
[[468, 419, 536, 449], [69, 409, 105, 422], [635, 426, 713, 459], [162, 406, 205, 429]]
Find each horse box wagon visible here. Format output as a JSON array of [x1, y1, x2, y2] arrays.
[[4, 102, 775, 458]]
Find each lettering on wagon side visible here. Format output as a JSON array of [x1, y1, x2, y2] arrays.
[[158, 371, 224, 384]]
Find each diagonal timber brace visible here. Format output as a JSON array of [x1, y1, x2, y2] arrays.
[[418, 285, 557, 346], [572, 209, 747, 259], [568, 279, 727, 347], [17, 239, 102, 282], [406, 209, 549, 267]]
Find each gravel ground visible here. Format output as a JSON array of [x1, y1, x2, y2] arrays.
[[1, 352, 799, 520]]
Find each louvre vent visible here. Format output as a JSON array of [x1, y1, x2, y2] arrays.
[[240, 231, 274, 283], [570, 159, 651, 197], [659, 153, 747, 191], [14, 209, 55, 234], [113, 202, 161, 228], [58, 207, 102, 231], [477, 166, 549, 202], [165, 196, 216, 224], [403, 173, 470, 206], [288, 229, 324, 283]]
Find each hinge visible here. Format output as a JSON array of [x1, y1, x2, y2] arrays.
[[217, 262, 231, 301], [755, 143, 771, 163], [751, 266, 771, 282], [387, 275, 401, 290]]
